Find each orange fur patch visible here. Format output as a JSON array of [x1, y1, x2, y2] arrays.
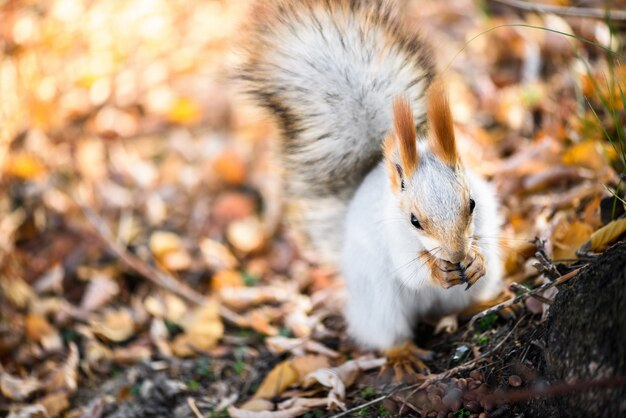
[[392, 97, 418, 175], [383, 134, 400, 191], [427, 78, 457, 166]]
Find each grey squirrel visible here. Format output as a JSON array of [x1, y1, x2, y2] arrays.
[[238, 0, 503, 354]]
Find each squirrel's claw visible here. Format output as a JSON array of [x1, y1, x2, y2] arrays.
[[381, 341, 433, 382], [463, 250, 486, 290]]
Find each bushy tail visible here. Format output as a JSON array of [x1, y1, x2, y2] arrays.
[[237, 0, 434, 262]]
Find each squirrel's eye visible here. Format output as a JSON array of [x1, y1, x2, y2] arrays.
[[469, 198, 476, 214], [410, 214, 422, 230]]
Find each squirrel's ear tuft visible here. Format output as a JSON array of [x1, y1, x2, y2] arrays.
[[383, 97, 418, 192], [427, 78, 458, 166], [392, 96, 418, 175]]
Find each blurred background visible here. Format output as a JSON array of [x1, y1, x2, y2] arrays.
[[0, 0, 624, 417]]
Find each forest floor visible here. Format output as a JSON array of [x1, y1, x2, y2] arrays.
[[1, 1, 625, 417]]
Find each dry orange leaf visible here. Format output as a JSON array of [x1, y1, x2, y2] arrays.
[[25, 314, 54, 343], [149, 231, 183, 259], [167, 97, 201, 124], [582, 217, 626, 252], [171, 300, 224, 357], [211, 269, 244, 291], [553, 221, 593, 260], [226, 216, 265, 254], [90, 308, 135, 342], [0, 373, 41, 401], [253, 360, 299, 399], [291, 355, 331, 381], [5, 154, 46, 180], [214, 150, 247, 185], [39, 391, 69, 418], [562, 141, 608, 170]]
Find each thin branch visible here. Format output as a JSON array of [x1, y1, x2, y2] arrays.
[[415, 316, 525, 391], [187, 397, 205, 418], [464, 266, 584, 338], [80, 203, 207, 305], [490, 0, 626, 21], [76, 197, 246, 325], [329, 394, 388, 418]]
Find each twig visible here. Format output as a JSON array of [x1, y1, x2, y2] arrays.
[[329, 394, 388, 418], [532, 237, 559, 280], [187, 397, 204, 418], [414, 316, 525, 391], [76, 198, 246, 324], [80, 203, 207, 305], [465, 266, 584, 337], [490, 0, 626, 21], [509, 283, 553, 305]]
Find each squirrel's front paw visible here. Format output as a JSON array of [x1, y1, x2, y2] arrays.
[[432, 250, 486, 290], [462, 249, 486, 289]]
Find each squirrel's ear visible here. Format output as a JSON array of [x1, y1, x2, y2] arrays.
[[383, 97, 418, 191], [427, 78, 458, 166]]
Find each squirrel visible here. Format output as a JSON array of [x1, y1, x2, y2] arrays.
[[237, 0, 503, 356]]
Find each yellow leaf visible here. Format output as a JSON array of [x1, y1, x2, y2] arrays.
[[291, 355, 331, 380], [211, 269, 244, 292], [214, 150, 247, 185], [587, 218, 626, 252], [5, 154, 46, 179], [553, 221, 593, 260], [252, 360, 299, 399], [167, 97, 201, 124], [562, 141, 607, 170], [25, 314, 54, 343], [171, 300, 223, 357], [149, 231, 183, 259], [90, 308, 135, 342]]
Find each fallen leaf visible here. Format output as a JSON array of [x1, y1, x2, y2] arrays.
[[33, 264, 64, 295], [171, 300, 223, 357], [220, 283, 293, 310], [562, 141, 608, 170], [303, 355, 386, 408], [583, 217, 626, 252], [150, 319, 173, 357], [42, 343, 79, 393], [80, 275, 119, 312], [214, 150, 246, 185], [200, 238, 238, 270], [6, 405, 47, 418], [228, 398, 327, 418], [0, 372, 41, 401], [149, 231, 191, 270], [252, 360, 299, 399], [247, 309, 279, 336], [227, 216, 265, 254], [1, 277, 35, 308], [168, 96, 201, 124], [211, 269, 244, 291], [149, 230, 184, 260], [113, 344, 152, 364], [144, 292, 188, 322], [5, 153, 46, 179], [552, 221, 593, 259], [25, 314, 55, 343], [291, 355, 330, 381], [39, 391, 69, 418], [239, 398, 274, 412], [90, 308, 135, 342], [265, 336, 340, 358]]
